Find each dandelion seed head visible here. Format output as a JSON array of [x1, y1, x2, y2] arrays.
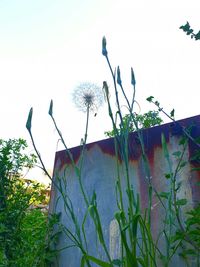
[[73, 82, 104, 113]]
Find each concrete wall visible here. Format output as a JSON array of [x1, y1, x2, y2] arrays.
[[49, 115, 200, 267]]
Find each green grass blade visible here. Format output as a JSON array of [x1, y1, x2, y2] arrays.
[[84, 255, 112, 267]]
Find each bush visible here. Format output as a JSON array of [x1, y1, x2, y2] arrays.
[[0, 138, 56, 267]]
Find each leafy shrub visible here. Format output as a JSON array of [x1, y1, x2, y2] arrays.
[[0, 138, 56, 267], [105, 110, 163, 137]]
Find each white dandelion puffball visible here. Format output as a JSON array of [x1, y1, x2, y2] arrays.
[[73, 82, 104, 113]]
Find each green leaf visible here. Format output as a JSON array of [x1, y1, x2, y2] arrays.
[[179, 137, 187, 145], [195, 31, 200, 40], [146, 96, 154, 102], [184, 249, 197, 255], [175, 182, 182, 192], [165, 173, 172, 179], [172, 151, 181, 158], [176, 199, 187, 206], [161, 133, 169, 159], [84, 255, 112, 267], [26, 107, 33, 132], [170, 109, 175, 118], [171, 231, 185, 243], [114, 211, 123, 222], [159, 192, 170, 199], [179, 22, 190, 32], [132, 214, 140, 237], [81, 256, 86, 267], [179, 161, 187, 168], [48, 99, 53, 116], [194, 136, 200, 144], [137, 257, 146, 267], [112, 259, 122, 266], [88, 204, 104, 245]]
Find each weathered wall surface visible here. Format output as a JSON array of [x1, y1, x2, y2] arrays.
[[49, 115, 200, 267]]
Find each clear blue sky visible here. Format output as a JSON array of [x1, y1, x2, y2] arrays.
[[0, 0, 199, 183]]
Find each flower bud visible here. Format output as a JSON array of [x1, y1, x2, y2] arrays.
[[102, 36, 108, 56], [131, 67, 136, 86], [117, 66, 122, 86], [26, 107, 33, 132], [103, 81, 109, 99], [48, 99, 53, 116]]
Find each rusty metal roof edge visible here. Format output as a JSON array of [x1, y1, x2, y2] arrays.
[[55, 114, 200, 155]]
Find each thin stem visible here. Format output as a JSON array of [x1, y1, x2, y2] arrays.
[[105, 55, 123, 124], [85, 105, 90, 144], [28, 130, 52, 180], [79, 104, 90, 171], [50, 106, 114, 263], [49, 113, 89, 207], [151, 100, 200, 149], [119, 83, 131, 110]]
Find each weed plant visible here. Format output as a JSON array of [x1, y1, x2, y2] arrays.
[[26, 37, 200, 267]]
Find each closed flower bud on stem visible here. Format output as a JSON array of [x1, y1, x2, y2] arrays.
[[26, 107, 33, 132], [117, 66, 122, 86], [102, 81, 109, 100], [102, 36, 108, 56], [48, 99, 53, 117], [131, 67, 136, 86]]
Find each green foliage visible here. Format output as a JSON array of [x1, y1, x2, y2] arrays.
[[172, 204, 200, 262], [0, 138, 56, 267], [185, 205, 200, 247], [180, 22, 200, 41], [7, 209, 46, 267], [105, 110, 163, 137], [7, 210, 61, 267]]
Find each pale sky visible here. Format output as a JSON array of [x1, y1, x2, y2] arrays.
[[0, 0, 199, 183]]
